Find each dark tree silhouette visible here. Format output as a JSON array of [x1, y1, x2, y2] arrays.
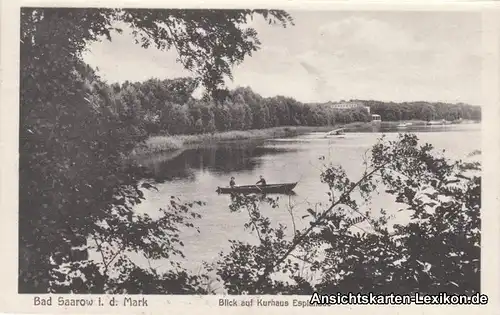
[[19, 7, 293, 293], [216, 135, 480, 295]]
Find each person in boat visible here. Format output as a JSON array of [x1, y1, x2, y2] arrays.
[[229, 177, 236, 187], [256, 175, 267, 186]]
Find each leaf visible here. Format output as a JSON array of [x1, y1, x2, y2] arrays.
[[306, 208, 316, 217]]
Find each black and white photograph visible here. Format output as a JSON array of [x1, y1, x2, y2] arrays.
[[4, 1, 499, 310]]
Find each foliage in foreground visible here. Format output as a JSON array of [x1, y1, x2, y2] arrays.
[[20, 7, 480, 294], [216, 134, 481, 295], [19, 7, 292, 293]]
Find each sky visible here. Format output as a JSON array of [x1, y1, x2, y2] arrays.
[[83, 10, 483, 105]]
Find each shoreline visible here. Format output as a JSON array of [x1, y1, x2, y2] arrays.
[[131, 120, 480, 158], [131, 125, 336, 157]]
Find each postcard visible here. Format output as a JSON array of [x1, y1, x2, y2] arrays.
[[1, 0, 499, 314]]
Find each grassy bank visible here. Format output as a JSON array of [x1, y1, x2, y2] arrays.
[[132, 126, 334, 156], [131, 119, 476, 157]]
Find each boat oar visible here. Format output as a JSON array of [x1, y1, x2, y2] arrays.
[[293, 175, 303, 188], [254, 184, 264, 194]]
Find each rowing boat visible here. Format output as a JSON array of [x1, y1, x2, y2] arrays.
[[216, 182, 298, 194], [216, 182, 297, 194], [324, 128, 347, 138]]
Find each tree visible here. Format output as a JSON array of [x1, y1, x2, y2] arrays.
[[20, 7, 293, 293], [215, 134, 480, 295], [213, 105, 232, 132], [121, 9, 293, 101]]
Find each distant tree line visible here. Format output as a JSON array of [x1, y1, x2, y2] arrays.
[[95, 78, 371, 136], [96, 78, 481, 137], [358, 100, 481, 122]]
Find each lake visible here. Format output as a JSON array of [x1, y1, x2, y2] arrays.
[[128, 123, 481, 284]]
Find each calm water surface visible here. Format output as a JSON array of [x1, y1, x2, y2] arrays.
[[131, 124, 481, 275]]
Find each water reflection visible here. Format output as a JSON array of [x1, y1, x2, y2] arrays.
[[130, 125, 481, 284], [138, 140, 297, 181]]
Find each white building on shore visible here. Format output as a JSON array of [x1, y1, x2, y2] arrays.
[[326, 100, 371, 114], [371, 114, 382, 122]]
